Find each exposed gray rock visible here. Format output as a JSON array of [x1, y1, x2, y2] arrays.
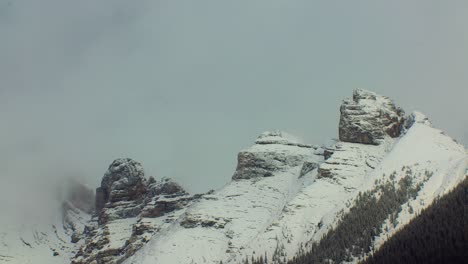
[[404, 111, 432, 131], [232, 131, 314, 180], [317, 141, 388, 191], [255, 131, 312, 148], [323, 148, 334, 160], [232, 151, 276, 179], [97, 158, 146, 207], [339, 89, 405, 145], [141, 178, 191, 218], [146, 177, 187, 197], [180, 213, 231, 229], [299, 161, 319, 178], [73, 159, 193, 264], [94, 158, 148, 225]]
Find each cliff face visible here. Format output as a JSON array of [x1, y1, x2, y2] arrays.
[[339, 89, 405, 145], [124, 90, 466, 264], [232, 131, 316, 180], [71, 159, 193, 264]]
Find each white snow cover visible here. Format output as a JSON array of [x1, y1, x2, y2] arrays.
[[1, 111, 465, 264], [0, 202, 90, 264], [360, 120, 467, 257], [255, 130, 311, 148], [125, 114, 466, 264]]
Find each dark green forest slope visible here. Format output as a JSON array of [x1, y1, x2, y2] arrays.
[[363, 177, 467, 264], [285, 172, 424, 264], [245, 173, 466, 264]]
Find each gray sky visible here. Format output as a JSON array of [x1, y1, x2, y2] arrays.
[[1, 0, 467, 212]]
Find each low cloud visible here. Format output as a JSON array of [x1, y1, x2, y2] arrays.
[[1, 0, 467, 226]]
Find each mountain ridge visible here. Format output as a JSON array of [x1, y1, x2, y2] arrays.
[[0, 89, 466, 264]]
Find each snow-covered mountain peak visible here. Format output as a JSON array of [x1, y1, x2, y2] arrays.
[[2, 89, 466, 264], [124, 90, 465, 264], [70, 159, 194, 264], [232, 131, 316, 180], [352, 88, 379, 100], [339, 89, 406, 145], [97, 158, 146, 205]]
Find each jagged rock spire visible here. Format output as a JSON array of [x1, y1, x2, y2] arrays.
[[339, 89, 405, 145], [95, 158, 147, 214], [73, 159, 192, 264]]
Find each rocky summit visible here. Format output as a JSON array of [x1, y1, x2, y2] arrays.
[[339, 89, 405, 145], [72, 159, 194, 264], [2, 89, 466, 264], [95, 158, 147, 224], [232, 131, 316, 180]]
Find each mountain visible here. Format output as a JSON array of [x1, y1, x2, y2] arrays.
[[1, 89, 466, 264], [0, 180, 92, 264]]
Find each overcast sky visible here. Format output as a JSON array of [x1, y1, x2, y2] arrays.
[[1, 0, 467, 215]]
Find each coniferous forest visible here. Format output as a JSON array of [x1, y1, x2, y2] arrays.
[[285, 172, 423, 264], [245, 171, 467, 264], [364, 177, 467, 264]]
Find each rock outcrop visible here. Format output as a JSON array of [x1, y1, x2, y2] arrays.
[[232, 131, 316, 180], [404, 111, 432, 130], [299, 161, 319, 178], [8, 89, 467, 264], [140, 178, 191, 218], [95, 158, 147, 217], [316, 140, 389, 189], [72, 158, 194, 264], [339, 89, 405, 145]]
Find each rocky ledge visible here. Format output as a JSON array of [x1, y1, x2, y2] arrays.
[[339, 89, 405, 145], [232, 131, 318, 180], [72, 158, 194, 264]]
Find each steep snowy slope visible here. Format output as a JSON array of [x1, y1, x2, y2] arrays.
[[0, 193, 91, 264], [234, 139, 394, 262], [71, 159, 195, 264], [287, 112, 467, 263], [124, 90, 466, 264], [361, 113, 467, 254], [124, 131, 322, 264], [1, 89, 465, 264]]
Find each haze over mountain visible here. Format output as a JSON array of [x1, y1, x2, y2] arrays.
[[0, 1, 467, 263], [0, 89, 466, 263], [1, 1, 467, 198]]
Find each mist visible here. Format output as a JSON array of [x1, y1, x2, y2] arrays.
[[1, 0, 467, 224]]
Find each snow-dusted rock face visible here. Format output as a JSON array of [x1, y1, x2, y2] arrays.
[[339, 89, 405, 145], [123, 93, 466, 264], [72, 159, 194, 264], [95, 158, 147, 215], [317, 140, 392, 189], [141, 178, 191, 218], [232, 131, 314, 180], [124, 131, 323, 264], [3, 90, 466, 264], [404, 111, 432, 130]]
